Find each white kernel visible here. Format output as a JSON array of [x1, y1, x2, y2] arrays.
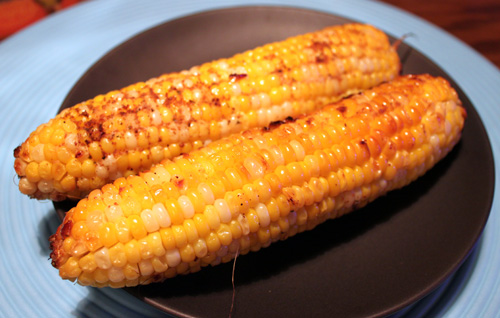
[[94, 247, 112, 269], [143, 172, 159, 186], [124, 131, 138, 149], [192, 89, 202, 102], [233, 66, 247, 75], [255, 203, 270, 227], [269, 105, 281, 122], [209, 73, 219, 83], [183, 78, 193, 88], [108, 267, 125, 283], [152, 203, 171, 228], [214, 199, 232, 223], [165, 249, 181, 267], [266, 108, 273, 122], [343, 192, 355, 208], [290, 140, 305, 161], [30, 144, 45, 162], [237, 214, 250, 236], [138, 259, 154, 276], [257, 108, 268, 126], [197, 183, 215, 205], [127, 90, 139, 98], [259, 93, 271, 108], [218, 61, 229, 71], [151, 110, 162, 126], [153, 165, 171, 183], [243, 157, 265, 180], [251, 94, 261, 109], [112, 92, 124, 101], [269, 146, 285, 166], [252, 136, 267, 149], [141, 209, 160, 232], [86, 210, 104, 231], [37, 180, 54, 193], [19, 178, 37, 195], [220, 119, 230, 137], [430, 135, 440, 149], [281, 101, 293, 117], [193, 239, 208, 258], [178, 195, 195, 219], [173, 79, 183, 90], [64, 133, 78, 152], [105, 205, 123, 222], [300, 64, 310, 78], [102, 155, 116, 171], [95, 166, 109, 179]]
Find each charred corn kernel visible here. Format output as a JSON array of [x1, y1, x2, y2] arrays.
[[50, 74, 465, 287], [16, 23, 400, 200]]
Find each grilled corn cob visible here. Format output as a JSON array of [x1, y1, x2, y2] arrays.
[[14, 23, 401, 201], [49, 74, 466, 288]]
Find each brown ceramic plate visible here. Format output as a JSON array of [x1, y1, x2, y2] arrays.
[[56, 6, 494, 318]]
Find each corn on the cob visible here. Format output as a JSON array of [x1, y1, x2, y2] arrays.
[[14, 23, 401, 201], [49, 74, 466, 288]]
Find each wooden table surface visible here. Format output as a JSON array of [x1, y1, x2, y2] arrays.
[[381, 0, 500, 69]]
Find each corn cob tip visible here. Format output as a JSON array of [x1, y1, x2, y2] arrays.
[[48, 74, 466, 288]]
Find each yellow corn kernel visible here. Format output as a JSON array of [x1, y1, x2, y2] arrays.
[[98, 222, 118, 248], [216, 223, 233, 246], [159, 227, 175, 250], [128, 215, 147, 240], [172, 225, 188, 248], [206, 232, 221, 253], [25, 162, 40, 183], [179, 244, 196, 263]]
